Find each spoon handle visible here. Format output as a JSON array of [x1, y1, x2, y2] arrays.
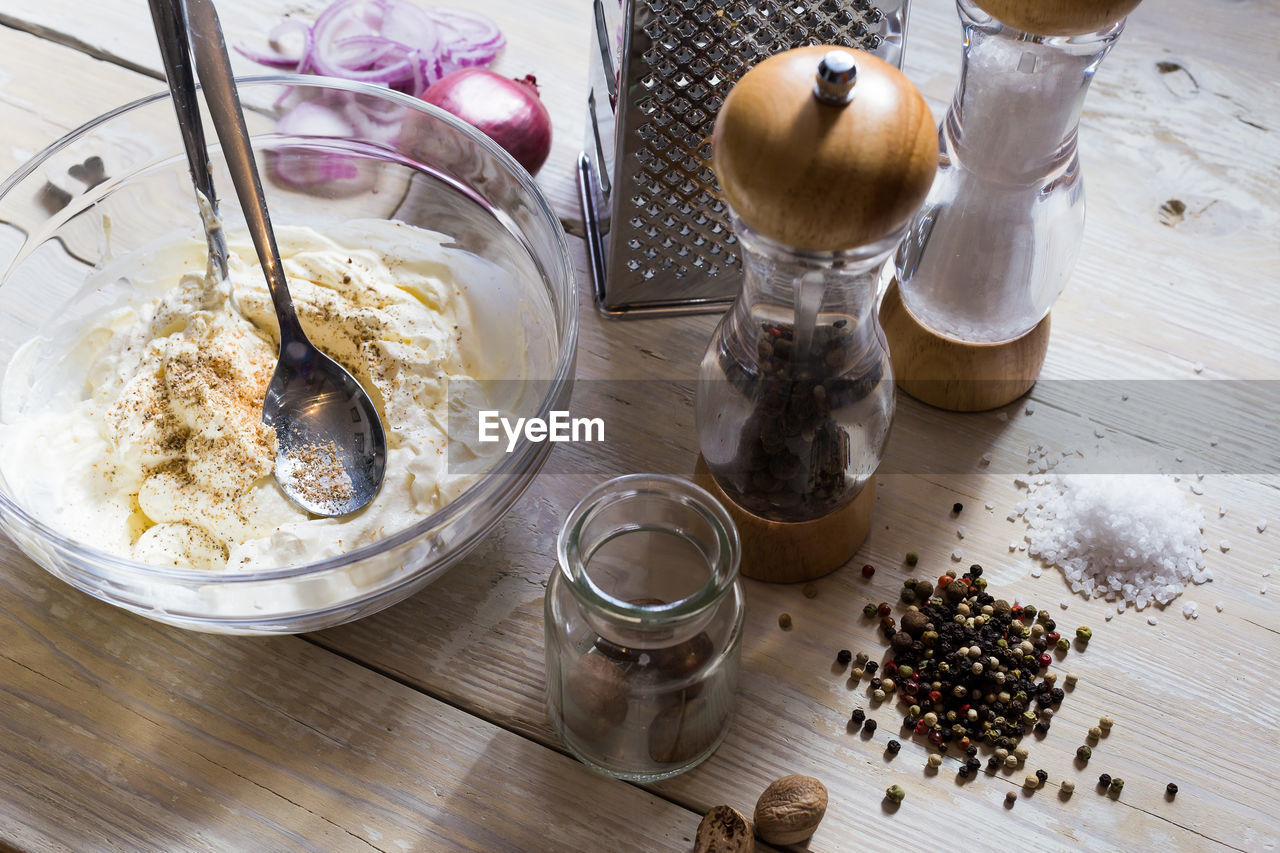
[[147, 0, 227, 281], [184, 0, 305, 344]]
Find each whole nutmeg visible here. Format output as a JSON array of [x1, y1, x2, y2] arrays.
[[754, 774, 828, 845], [564, 653, 628, 739], [694, 805, 753, 853]]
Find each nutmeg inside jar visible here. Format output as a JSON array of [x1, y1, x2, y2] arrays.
[[545, 475, 745, 782]]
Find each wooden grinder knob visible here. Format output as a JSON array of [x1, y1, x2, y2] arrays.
[[972, 0, 1143, 36], [712, 46, 937, 252]]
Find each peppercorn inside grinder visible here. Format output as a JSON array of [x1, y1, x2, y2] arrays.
[[693, 47, 937, 583], [880, 0, 1143, 412]]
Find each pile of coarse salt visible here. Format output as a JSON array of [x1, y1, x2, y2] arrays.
[[1017, 473, 1211, 610]]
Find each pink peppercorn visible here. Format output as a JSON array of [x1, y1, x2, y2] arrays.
[[1038, 652, 1052, 668], [862, 564, 875, 578]]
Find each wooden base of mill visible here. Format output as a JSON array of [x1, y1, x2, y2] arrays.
[[693, 456, 876, 584], [878, 279, 1051, 412]]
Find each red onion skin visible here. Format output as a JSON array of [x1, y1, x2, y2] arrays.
[[422, 69, 552, 175]]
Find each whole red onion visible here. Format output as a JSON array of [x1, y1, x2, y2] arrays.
[[422, 69, 552, 175]]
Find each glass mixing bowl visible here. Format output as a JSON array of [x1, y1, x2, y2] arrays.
[[0, 76, 577, 634]]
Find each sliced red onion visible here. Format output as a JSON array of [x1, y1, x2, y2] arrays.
[[235, 19, 313, 69], [238, 0, 502, 98]]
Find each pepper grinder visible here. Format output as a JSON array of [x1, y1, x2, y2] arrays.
[[880, 0, 1143, 411], [694, 46, 936, 583]]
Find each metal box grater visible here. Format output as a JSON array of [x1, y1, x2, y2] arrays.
[[579, 0, 910, 317]]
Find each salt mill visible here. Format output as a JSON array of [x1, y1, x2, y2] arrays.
[[881, 0, 1143, 411], [694, 46, 936, 582]]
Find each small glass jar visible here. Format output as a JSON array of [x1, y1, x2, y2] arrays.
[[545, 474, 744, 782]]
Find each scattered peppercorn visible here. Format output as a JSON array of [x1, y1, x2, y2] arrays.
[[1005, 791, 1017, 806], [965, 745, 978, 758], [958, 765, 971, 779], [1099, 716, 1114, 731], [851, 708, 865, 724], [855, 651, 869, 665], [1024, 775, 1039, 790], [1061, 780, 1076, 795], [1166, 783, 1178, 797], [862, 564, 875, 578], [885, 784, 906, 804], [1004, 755, 1018, 769], [778, 613, 792, 629], [803, 583, 819, 599], [876, 602, 892, 618], [1035, 769, 1048, 783], [1077, 746, 1092, 762], [864, 719, 877, 734], [987, 757, 999, 771], [928, 753, 942, 768], [953, 502, 964, 514], [887, 739, 901, 754], [966, 757, 981, 772], [906, 551, 919, 566], [1110, 778, 1124, 793], [1076, 626, 1093, 642], [864, 661, 879, 674], [837, 649, 852, 665], [1056, 637, 1071, 652], [1099, 774, 1112, 788], [1088, 726, 1103, 740], [1064, 672, 1079, 688]]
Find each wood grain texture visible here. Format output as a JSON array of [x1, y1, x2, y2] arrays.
[[713, 46, 937, 250], [972, 0, 1143, 35], [879, 279, 1051, 411], [0, 536, 706, 853], [1, 0, 1279, 850]]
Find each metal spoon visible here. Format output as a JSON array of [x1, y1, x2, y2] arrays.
[[147, 0, 227, 283], [178, 0, 387, 516]]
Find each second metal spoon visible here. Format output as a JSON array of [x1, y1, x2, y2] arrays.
[[179, 0, 386, 516]]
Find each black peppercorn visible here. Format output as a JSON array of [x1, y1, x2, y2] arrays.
[[1166, 783, 1178, 797], [865, 661, 879, 674], [904, 715, 918, 728], [953, 502, 963, 514], [1035, 721, 1051, 735], [1099, 774, 1112, 788], [958, 765, 971, 778], [851, 708, 866, 724], [1050, 687, 1065, 703], [1036, 769, 1048, 782], [870, 677, 883, 690], [887, 739, 901, 754], [987, 757, 999, 771], [864, 719, 878, 734], [937, 743, 948, 754], [966, 745, 978, 757], [837, 649, 852, 665], [969, 564, 983, 578]]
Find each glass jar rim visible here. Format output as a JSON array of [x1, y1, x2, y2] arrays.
[[556, 474, 741, 628]]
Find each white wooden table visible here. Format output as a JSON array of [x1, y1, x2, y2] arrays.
[[0, 0, 1277, 849]]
